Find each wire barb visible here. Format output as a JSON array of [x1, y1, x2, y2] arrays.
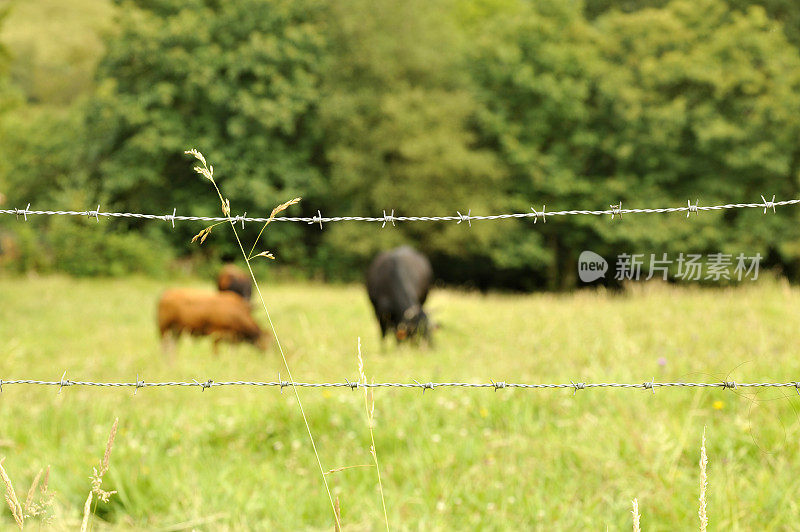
[[163, 208, 177, 228], [310, 209, 324, 230], [457, 209, 472, 227], [134, 373, 144, 395], [193, 379, 213, 391], [86, 205, 101, 223], [490, 379, 506, 391], [15, 203, 31, 222], [531, 205, 547, 224], [58, 371, 69, 394], [235, 212, 246, 229], [687, 199, 699, 217], [412, 379, 435, 394], [721, 381, 737, 389], [610, 202, 623, 220], [381, 209, 395, 228], [761, 194, 776, 214], [570, 380, 586, 396], [643, 378, 656, 394], [278, 374, 290, 393]]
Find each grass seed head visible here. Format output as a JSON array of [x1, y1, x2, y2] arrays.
[[24, 468, 42, 514], [41, 466, 49, 494], [184, 148, 206, 167], [265, 197, 302, 227], [102, 418, 119, 474], [192, 226, 214, 244], [0, 459, 24, 529]]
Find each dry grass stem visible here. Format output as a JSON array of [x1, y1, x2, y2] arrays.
[[334, 497, 341, 532], [0, 458, 23, 529], [184, 149, 338, 528], [631, 498, 640, 532], [699, 427, 708, 532], [358, 338, 389, 531], [80, 492, 92, 532], [324, 464, 374, 475]]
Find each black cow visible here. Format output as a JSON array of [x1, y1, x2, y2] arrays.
[[366, 246, 434, 344]]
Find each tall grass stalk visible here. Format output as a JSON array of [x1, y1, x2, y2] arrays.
[[358, 338, 389, 530], [185, 149, 340, 529], [0, 459, 23, 529], [83, 417, 119, 531], [699, 427, 708, 531], [631, 498, 640, 532], [1, 459, 54, 529]]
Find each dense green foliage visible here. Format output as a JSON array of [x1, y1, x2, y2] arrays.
[[3, 0, 800, 287], [587, 0, 800, 47]]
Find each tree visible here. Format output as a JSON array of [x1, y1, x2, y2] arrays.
[[314, 0, 507, 282], [593, 0, 800, 274], [585, 0, 800, 49], [84, 0, 329, 261], [469, 0, 800, 287]]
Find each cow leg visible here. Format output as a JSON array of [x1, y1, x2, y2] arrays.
[[212, 336, 222, 356], [161, 331, 177, 362]]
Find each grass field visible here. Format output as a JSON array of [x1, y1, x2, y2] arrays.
[[1, 274, 800, 530]]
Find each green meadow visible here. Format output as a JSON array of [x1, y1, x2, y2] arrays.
[[1, 275, 799, 529]]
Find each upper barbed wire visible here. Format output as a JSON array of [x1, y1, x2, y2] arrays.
[[1, 196, 797, 227]]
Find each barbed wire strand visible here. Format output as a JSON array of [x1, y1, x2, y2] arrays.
[[0, 195, 794, 227], [1, 378, 799, 394]]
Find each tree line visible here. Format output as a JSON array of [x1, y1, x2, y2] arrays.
[[2, 0, 800, 289]]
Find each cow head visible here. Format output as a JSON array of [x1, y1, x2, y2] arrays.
[[396, 305, 432, 343], [253, 331, 272, 352]]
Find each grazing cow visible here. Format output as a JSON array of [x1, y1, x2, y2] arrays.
[[217, 264, 252, 301], [157, 288, 269, 355], [366, 246, 434, 344]]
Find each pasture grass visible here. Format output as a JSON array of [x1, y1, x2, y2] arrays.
[[1, 275, 799, 529]]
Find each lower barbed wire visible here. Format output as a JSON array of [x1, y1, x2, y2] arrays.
[[0, 379, 798, 391]]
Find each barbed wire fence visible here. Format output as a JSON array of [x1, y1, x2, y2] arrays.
[[2, 194, 799, 396], [1, 377, 799, 395], [0, 195, 795, 227]]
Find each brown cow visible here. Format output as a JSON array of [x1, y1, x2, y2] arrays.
[[157, 288, 270, 355], [217, 264, 252, 301]]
